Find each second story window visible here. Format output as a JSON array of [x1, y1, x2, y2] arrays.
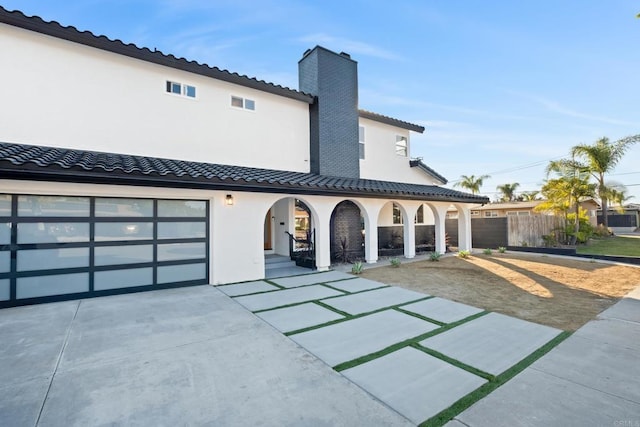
[[395, 135, 408, 157], [359, 126, 365, 160], [231, 96, 256, 111], [166, 80, 196, 98]]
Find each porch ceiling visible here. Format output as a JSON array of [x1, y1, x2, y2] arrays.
[[0, 142, 489, 204]]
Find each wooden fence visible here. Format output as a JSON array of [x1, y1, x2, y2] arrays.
[[507, 215, 565, 247]]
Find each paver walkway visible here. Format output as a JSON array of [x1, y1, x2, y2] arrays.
[[220, 271, 564, 425], [450, 285, 640, 426]]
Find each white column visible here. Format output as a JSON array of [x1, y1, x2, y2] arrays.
[[359, 199, 385, 264], [431, 204, 449, 255], [456, 204, 473, 252]]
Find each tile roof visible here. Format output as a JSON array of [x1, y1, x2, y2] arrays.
[[359, 110, 425, 133], [0, 142, 489, 203], [409, 159, 448, 184], [0, 6, 313, 103]]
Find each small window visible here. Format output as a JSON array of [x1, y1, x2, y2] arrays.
[[184, 85, 196, 98], [507, 211, 518, 216], [166, 81, 196, 98], [485, 211, 498, 217], [392, 203, 403, 225], [395, 135, 408, 157], [518, 211, 530, 216], [359, 126, 365, 160], [414, 205, 424, 224], [231, 96, 255, 111], [471, 211, 480, 216]]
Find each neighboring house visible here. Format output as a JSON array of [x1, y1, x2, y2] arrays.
[[598, 204, 640, 233], [447, 200, 599, 225], [0, 7, 488, 308]]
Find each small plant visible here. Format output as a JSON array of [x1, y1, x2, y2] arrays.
[[483, 248, 492, 255], [457, 250, 471, 259], [351, 261, 364, 274], [390, 258, 401, 267], [429, 252, 441, 262], [498, 246, 507, 253], [520, 241, 529, 247]]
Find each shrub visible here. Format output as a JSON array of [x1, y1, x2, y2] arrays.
[[498, 246, 507, 253], [483, 248, 492, 255], [390, 258, 401, 267], [429, 252, 441, 262], [351, 261, 364, 274], [457, 250, 471, 259]]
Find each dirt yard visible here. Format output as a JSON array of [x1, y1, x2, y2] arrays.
[[361, 253, 640, 331]]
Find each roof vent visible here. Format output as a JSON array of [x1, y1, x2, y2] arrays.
[[339, 51, 351, 58]]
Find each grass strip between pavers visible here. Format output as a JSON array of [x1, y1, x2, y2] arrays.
[[419, 330, 573, 427], [394, 307, 446, 327], [332, 311, 489, 372], [321, 283, 389, 294], [410, 343, 494, 381]]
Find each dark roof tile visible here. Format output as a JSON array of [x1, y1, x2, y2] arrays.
[[0, 142, 488, 203]]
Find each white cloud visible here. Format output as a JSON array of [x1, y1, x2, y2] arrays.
[[297, 33, 403, 61]]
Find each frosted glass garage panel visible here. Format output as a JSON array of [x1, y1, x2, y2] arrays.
[[0, 194, 10, 215], [95, 245, 153, 266], [17, 273, 89, 299], [157, 200, 206, 217], [18, 196, 89, 216], [157, 222, 206, 239], [157, 263, 206, 284], [0, 251, 9, 273], [0, 279, 9, 301], [0, 222, 9, 244], [94, 222, 153, 241], [17, 248, 89, 271], [18, 223, 90, 243], [157, 243, 206, 261], [94, 268, 153, 291], [95, 198, 153, 217]]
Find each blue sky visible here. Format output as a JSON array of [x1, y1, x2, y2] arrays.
[[4, 1, 639, 201]]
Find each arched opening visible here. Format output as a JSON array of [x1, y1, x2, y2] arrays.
[[330, 200, 364, 263], [263, 197, 317, 276], [377, 201, 405, 257], [414, 203, 438, 253]]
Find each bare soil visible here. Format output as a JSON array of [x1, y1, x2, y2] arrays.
[[361, 253, 640, 331]]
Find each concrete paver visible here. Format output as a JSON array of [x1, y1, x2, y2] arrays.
[[343, 347, 487, 424], [454, 367, 640, 427], [573, 317, 640, 351], [256, 302, 344, 333], [420, 312, 561, 375], [216, 280, 280, 296], [234, 285, 344, 312], [402, 297, 483, 324], [326, 277, 388, 293], [0, 377, 50, 427], [290, 310, 439, 366], [321, 286, 428, 315], [269, 271, 354, 288]]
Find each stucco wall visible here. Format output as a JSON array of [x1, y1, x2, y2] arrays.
[[358, 117, 440, 185], [0, 24, 311, 172]]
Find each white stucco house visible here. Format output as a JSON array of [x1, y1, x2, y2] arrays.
[[0, 7, 488, 307]]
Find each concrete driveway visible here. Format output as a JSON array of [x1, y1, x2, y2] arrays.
[[0, 286, 412, 426]]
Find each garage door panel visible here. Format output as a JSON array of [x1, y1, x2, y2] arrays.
[[94, 222, 154, 241], [17, 273, 89, 299], [94, 268, 154, 291], [17, 248, 90, 271]]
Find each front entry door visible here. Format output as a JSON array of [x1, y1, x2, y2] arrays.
[[264, 209, 272, 250]]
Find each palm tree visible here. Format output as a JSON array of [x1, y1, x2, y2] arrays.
[[454, 174, 490, 195], [571, 135, 639, 228], [496, 182, 520, 202], [536, 159, 596, 244], [519, 191, 539, 201]]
